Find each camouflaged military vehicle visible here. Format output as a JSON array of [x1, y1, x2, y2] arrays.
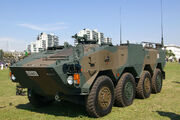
[[9, 35, 165, 117]]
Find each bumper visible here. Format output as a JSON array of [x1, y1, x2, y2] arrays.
[[10, 67, 81, 96]]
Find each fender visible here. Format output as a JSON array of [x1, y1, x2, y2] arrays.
[[81, 72, 98, 95]]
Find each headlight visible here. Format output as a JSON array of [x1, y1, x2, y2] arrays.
[[67, 76, 73, 85], [9, 71, 16, 82], [11, 74, 16, 81]]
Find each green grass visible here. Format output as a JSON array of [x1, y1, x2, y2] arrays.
[[0, 63, 180, 120]]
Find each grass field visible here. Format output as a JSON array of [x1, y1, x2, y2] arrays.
[[0, 63, 180, 120]]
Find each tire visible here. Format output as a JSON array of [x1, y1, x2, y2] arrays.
[[152, 69, 163, 93], [136, 71, 152, 99], [86, 76, 114, 118], [114, 73, 136, 107], [28, 89, 54, 107]]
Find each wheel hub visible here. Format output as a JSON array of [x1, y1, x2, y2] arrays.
[[98, 86, 111, 110], [124, 82, 133, 101]]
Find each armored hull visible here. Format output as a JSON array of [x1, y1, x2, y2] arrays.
[[10, 42, 166, 117]]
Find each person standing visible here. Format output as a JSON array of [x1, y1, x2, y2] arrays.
[[1, 63, 3, 70], [5, 63, 8, 69]]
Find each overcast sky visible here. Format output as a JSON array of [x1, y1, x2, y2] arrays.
[[0, 0, 180, 51]]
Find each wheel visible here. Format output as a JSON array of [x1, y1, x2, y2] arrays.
[[86, 76, 114, 118], [136, 71, 152, 99], [28, 89, 54, 107], [152, 69, 163, 93], [114, 73, 136, 107]]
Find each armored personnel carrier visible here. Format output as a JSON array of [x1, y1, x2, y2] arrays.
[[9, 35, 165, 117]]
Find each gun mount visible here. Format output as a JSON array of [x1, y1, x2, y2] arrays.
[[72, 34, 98, 44]]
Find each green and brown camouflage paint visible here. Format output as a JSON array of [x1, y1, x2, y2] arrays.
[[10, 43, 166, 99]]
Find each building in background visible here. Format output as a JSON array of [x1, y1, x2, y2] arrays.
[[30, 42, 37, 53], [77, 28, 111, 45], [27, 45, 31, 53], [98, 32, 104, 45], [27, 32, 59, 53], [104, 37, 112, 44], [164, 44, 180, 61]]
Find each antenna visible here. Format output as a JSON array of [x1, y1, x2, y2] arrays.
[[160, 0, 164, 46], [120, 7, 122, 45]]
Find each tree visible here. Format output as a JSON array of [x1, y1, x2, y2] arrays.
[[3, 52, 13, 58], [166, 50, 175, 59], [166, 50, 177, 62], [0, 49, 4, 60]]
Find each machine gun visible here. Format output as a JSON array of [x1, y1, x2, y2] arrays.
[[72, 34, 98, 44]]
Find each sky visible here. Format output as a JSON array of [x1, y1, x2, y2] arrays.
[[0, 0, 180, 51]]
